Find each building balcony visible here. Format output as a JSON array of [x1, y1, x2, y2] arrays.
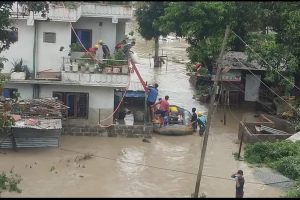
[[10, 2, 133, 22], [80, 2, 133, 19], [8, 57, 130, 88]]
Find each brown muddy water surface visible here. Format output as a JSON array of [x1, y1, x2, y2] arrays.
[[0, 38, 285, 197]]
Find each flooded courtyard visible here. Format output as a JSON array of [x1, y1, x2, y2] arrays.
[[0, 37, 286, 197]]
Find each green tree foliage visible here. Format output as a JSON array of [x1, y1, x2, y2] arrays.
[[246, 33, 297, 93], [158, 2, 300, 94], [135, 1, 168, 67], [135, 1, 167, 40], [157, 2, 249, 66]]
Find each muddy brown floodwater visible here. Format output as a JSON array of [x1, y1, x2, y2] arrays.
[[0, 38, 285, 197]]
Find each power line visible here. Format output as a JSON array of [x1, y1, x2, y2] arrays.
[[231, 30, 300, 94], [234, 58, 297, 112], [58, 147, 293, 186]]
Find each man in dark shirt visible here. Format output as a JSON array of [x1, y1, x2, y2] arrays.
[[231, 170, 245, 198], [99, 40, 110, 59], [190, 107, 198, 132]]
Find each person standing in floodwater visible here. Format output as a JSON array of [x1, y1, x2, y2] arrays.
[[231, 170, 245, 198], [190, 107, 198, 132], [147, 83, 159, 121]]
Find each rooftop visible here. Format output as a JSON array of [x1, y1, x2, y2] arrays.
[[222, 51, 266, 71]]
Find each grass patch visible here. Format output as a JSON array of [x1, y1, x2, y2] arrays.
[[0, 171, 22, 194], [243, 140, 300, 197]]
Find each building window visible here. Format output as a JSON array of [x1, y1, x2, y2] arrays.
[[71, 29, 92, 49], [3, 88, 18, 99], [43, 32, 56, 43], [53, 92, 89, 119]]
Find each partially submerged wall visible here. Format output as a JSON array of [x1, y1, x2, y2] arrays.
[[62, 124, 153, 138], [238, 121, 293, 144]]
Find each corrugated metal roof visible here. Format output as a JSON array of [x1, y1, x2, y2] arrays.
[[128, 81, 145, 92], [12, 119, 62, 129], [222, 51, 266, 71]]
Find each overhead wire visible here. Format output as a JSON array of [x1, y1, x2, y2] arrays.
[[234, 58, 297, 111], [231, 30, 300, 94], [58, 147, 294, 186]]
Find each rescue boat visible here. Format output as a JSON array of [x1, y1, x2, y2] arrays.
[[153, 105, 193, 136]]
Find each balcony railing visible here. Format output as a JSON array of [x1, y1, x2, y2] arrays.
[[61, 57, 130, 87], [10, 2, 133, 22], [80, 3, 133, 19]]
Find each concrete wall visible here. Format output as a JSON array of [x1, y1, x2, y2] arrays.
[[39, 84, 114, 125], [1, 17, 120, 74], [238, 121, 293, 144], [0, 19, 35, 73], [36, 21, 71, 72], [116, 21, 126, 43], [62, 124, 153, 138], [4, 83, 33, 99], [73, 17, 117, 58]]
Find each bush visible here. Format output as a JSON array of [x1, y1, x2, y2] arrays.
[[244, 141, 300, 164], [286, 181, 300, 198], [0, 171, 22, 193], [244, 141, 300, 197], [271, 156, 300, 180]]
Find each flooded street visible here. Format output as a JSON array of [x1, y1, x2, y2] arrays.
[[0, 37, 285, 197]]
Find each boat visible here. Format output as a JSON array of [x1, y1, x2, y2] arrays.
[[153, 105, 194, 136]]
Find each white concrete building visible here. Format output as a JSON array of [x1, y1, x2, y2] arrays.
[[0, 2, 133, 126]]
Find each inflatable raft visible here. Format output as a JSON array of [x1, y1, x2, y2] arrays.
[[153, 105, 193, 136]]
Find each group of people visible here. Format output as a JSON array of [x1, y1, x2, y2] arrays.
[[88, 38, 135, 60], [115, 39, 136, 60], [190, 107, 207, 136], [146, 83, 170, 127], [145, 82, 244, 198], [91, 40, 111, 59]]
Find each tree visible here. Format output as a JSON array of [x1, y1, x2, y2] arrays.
[[135, 1, 168, 67], [0, 1, 49, 129], [157, 2, 235, 69], [0, 1, 49, 53]]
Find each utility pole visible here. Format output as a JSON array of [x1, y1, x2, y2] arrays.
[[193, 25, 231, 198]]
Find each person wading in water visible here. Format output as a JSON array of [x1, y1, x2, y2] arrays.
[[231, 169, 245, 198]]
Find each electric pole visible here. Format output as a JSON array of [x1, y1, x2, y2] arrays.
[[193, 25, 231, 198]]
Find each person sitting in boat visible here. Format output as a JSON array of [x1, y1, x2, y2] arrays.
[[152, 95, 170, 127], [197, 112, 207, 136]]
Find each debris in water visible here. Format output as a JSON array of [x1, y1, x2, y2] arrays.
[[142, 138, 151, 143], [49, 166, 55, 172], [74, 153, 94, 162]]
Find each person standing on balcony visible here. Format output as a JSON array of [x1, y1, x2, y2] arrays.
[[98, 40, 111, 59]]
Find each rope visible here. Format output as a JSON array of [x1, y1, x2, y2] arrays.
[[130, 59, 148, 92], [59, 2, 140, 127]]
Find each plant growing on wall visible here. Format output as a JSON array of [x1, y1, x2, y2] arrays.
[[11, 59, 26, 72], [0, 57, 8, 72], [69, 42, 85, 52]]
